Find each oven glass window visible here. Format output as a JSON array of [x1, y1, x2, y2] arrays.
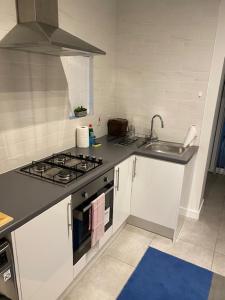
[[0, 251, 7, 268]]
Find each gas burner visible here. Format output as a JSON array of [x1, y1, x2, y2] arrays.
[[34, 163, 47, 173], [81, 160, 89, 169], [78, 160, 94, 172], [57, 170, 73, 181], [55, 155, 66, 165]]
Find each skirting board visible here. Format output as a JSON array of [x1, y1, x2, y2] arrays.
[[127, 215, 174, 240], [180, 199, 204, 220]]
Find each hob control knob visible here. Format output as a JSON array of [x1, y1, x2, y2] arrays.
[[82, 192, 89, 199], [79, 154, 84, 159], [98, 157, 103, 164], [104, 177, 109, 183], [91, 156, 96, 162]]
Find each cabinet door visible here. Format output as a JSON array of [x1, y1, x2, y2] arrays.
[[131, 156, 184, 229], [113, 156, 133, 232], [12, 196, 73, 300]]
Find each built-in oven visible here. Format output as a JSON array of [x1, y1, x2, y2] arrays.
[[72, 169, 114, 265]]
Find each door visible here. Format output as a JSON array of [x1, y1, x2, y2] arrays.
[[113, 156, 133, 232], [209, 83, 225, 172], [12, 196, 73, 300], [131, 156, 184, 230]]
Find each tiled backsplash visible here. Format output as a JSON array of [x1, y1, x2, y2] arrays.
[[115, 0, 220, 142], [0, 0, 117, 173]]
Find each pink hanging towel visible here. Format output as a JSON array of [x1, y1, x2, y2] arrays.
[[91, 193, 105, 247]]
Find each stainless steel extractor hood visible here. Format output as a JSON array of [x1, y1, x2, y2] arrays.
[[0, 0, 106, 57]]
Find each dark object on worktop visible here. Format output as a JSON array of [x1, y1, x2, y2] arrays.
[[108, 118, 128, 137], [117, 136, 139, 146], [19, 153, 103, 186]]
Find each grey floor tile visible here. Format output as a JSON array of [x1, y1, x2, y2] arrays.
[[150, 236, 213, 269], [151, 236, 213, 270], [208, 274, 225, 300], [105, 224, 155, 267], [168, 239, 214, 270], [218, 220, 225, 240], [212, 252, 225, 276], [215, 238, 225, 255], [178, 218, 218, 250], [150, 235, 174, 252], [65, 255, 134, 300]]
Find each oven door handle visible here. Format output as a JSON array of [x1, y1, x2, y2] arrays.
[[0, 245, 9, 254], [83, 204, 92, 213], [105, 186, 114, 195], [82, 186, 113, 214], [88, 209, 92, 231]]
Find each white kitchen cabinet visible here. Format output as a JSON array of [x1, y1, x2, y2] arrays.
[[130, 156, 186, 239], [12, 196, 73, 300], [113, 156, 134, 232]]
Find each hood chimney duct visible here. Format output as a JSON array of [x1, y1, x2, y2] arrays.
[[17, 0, 59, 27], [0, 0, 106, 56]]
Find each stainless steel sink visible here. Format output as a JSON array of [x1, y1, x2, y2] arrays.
[[144, 141, 188, 155]]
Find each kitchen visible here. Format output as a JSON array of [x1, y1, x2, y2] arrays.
[[0, 0, 225, 299]]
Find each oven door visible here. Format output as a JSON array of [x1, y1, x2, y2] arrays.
[[73, 200, 92, 264], [72, 179, 114, 265]]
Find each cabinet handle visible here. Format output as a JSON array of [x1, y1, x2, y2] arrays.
[[67, 202, 72, 237], [132, 157, 137, 180], [116, 168, 120, 191], [88, 209, 92, 231]]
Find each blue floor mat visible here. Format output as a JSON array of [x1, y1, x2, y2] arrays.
[[117, 247, 213, 300]]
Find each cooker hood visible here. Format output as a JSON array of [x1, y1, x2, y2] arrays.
[[0, 0, 106, 57]]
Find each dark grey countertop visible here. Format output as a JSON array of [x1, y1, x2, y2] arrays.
[[0, 136, 198, 238]]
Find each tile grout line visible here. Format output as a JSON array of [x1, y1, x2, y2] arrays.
[[211, 229, 220, 271], [106, 253, 137, 269]]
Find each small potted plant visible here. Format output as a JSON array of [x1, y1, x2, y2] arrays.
[[74, 106, 87, 118]]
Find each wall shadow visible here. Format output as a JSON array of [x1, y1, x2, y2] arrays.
[[0, 49, 69, 130]]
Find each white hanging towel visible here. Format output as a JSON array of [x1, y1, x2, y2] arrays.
[[183, 125, 197, 148]]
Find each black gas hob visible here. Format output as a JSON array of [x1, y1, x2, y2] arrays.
[[20, 153, 103, 186]]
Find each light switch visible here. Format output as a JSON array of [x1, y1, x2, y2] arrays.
[[198, 91, 203, 98]]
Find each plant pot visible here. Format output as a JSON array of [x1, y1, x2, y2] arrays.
[[74, 110, 87, 118]]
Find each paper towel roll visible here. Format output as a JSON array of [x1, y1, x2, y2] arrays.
[[183, 125, 197, 147], [77, 126, 89, 148]]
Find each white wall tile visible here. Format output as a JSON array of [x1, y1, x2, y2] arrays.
[[115, 0, 220, 143]]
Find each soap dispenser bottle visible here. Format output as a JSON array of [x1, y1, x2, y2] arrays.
[[89, 124, 95, 146]]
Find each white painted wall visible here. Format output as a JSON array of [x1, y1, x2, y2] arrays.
[[0, 0, 117, 173], [115, 0, 220, 142], [189, 0, 225, 212]]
